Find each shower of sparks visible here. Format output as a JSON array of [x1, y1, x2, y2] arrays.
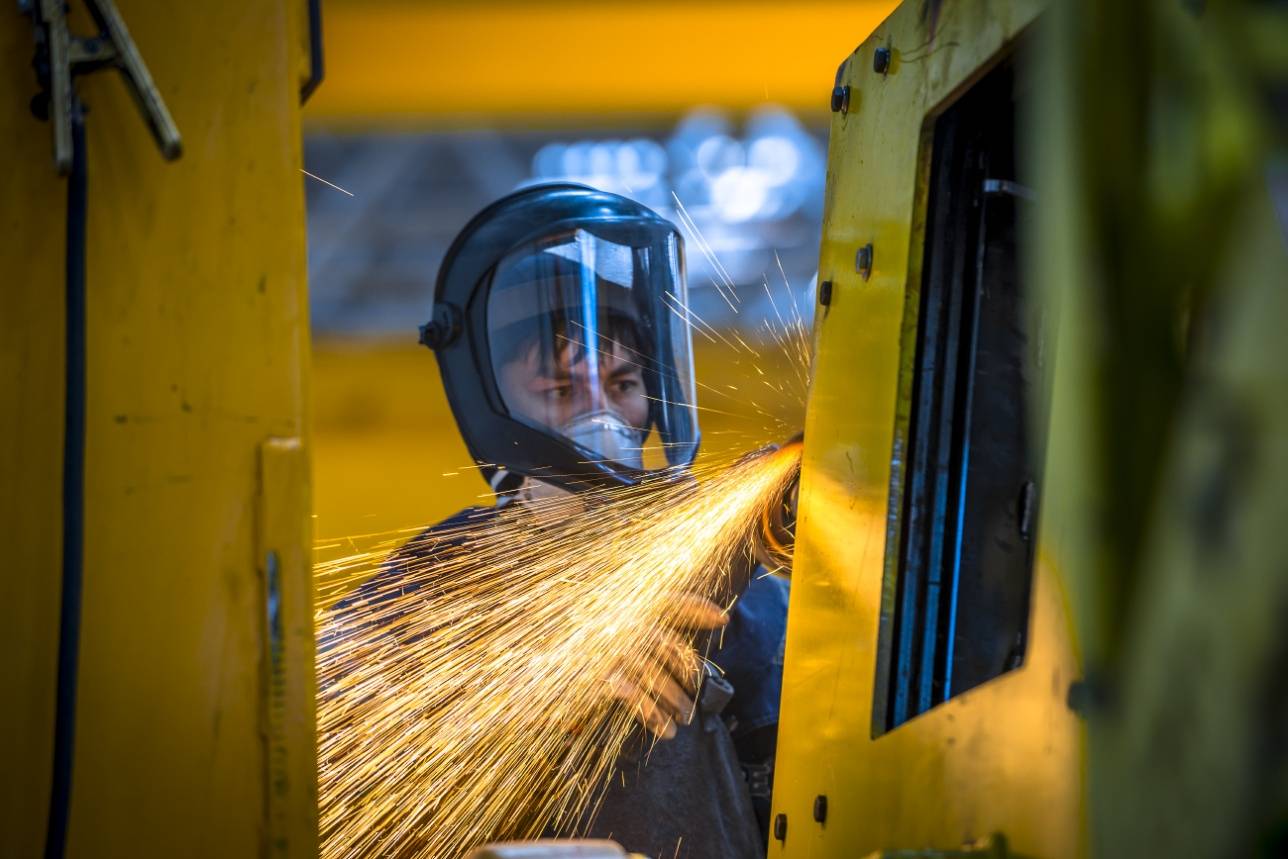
[[315, 209, 815, 857], [302, 168, 356, 197], [316, 445, 802, 858]]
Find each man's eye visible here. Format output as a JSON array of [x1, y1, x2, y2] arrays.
[[614, 379, 639, 394], [547, 386, 572, 400]]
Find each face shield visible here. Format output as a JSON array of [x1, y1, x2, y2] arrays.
[[422, 184, 701, 491], [487, 226, 698, 474]]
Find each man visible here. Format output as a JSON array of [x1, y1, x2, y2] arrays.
[[411, 184, 788, 856]]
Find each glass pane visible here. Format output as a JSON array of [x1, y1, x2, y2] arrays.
[[877, 55, 1045, 733]]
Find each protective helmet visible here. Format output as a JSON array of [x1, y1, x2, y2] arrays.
[[421, 183, 700, 491]]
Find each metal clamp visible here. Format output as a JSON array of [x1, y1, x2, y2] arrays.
[[21, 0, 182, 174]]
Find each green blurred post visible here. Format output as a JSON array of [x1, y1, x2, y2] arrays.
[[1035, 0, 1288, 854]]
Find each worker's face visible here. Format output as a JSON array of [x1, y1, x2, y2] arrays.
[[499, 337, 650, 432]]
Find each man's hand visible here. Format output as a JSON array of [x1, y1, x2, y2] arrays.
[[608, 594, 728, 740]]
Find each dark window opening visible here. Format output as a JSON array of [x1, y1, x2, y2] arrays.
[[877, 54, 1046, 733]]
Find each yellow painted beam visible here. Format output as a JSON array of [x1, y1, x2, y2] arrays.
[[304, 0, 898, 127], [311, 335, 808, 600]]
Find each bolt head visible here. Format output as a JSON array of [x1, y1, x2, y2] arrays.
[[773, 813, 788, 842], [818, 279, 833, 307], [856, 243, 874, 280], [813, 794, 828, 823], [874, 46, 892, 74], [830, 84, 850, 114]]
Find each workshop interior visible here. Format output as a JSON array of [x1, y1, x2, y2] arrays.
[[3, 1, 1287, 857]]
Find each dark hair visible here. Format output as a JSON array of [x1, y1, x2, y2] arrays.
[[496, 309, 645, 376]]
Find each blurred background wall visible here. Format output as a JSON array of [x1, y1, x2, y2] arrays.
[[304, 0, 897, 546]]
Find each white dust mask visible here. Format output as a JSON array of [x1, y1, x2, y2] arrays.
[[560, 409, 647, 470]]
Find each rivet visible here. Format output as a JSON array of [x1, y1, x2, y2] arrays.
[[773, 813, 788, 842], [818, 279, 833, 307], [855, 243, 874, 281], [874, 46, 892, 75], [813, 794, 828, 823]]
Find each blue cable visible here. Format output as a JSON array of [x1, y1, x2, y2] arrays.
[[45, 102, 87, 859]]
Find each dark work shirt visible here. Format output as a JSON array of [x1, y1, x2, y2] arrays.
[[325, 504, 789, 858]]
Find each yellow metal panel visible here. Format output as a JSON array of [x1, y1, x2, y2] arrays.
[[1, 2, 316, 856], [304, 0, 898, 127], [773, 2, 1083, 857], [0, 15, 67, 859]]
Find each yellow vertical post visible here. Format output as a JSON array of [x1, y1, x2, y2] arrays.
[[0, 2, 317, 856]]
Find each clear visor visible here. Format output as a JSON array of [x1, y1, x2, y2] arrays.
[[485, 226, 698, 473]]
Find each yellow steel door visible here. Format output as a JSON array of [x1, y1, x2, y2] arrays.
[[771, 2, 1084, 857]]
